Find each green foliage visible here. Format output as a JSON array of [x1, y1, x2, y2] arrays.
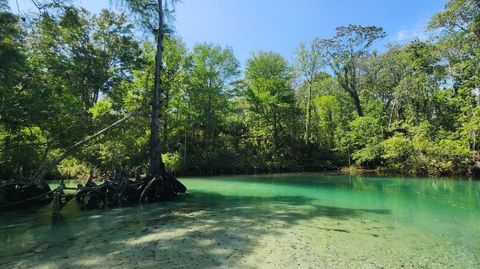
[[1, 0, 480, 179], [346, 116, 385, 167], [316, 25, 386, 116], [162, 152, 181, 173], [0, 4, 144, 179], [57, 157, 91, 179], [0, 3, 27, 130], [381, 134, 412, 170], [380, 121, 475, 175], [244, 51, 299, 168]]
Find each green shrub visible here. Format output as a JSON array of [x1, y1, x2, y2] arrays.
[[57, 157, 91, 179], [162, 152, 182, 173], [381, 134, 413, 171]]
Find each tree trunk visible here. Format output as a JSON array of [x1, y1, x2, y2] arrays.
[[305, 84, 312, 145], [150, 0, 166, 176], [145, 0, 186, 199], [352, 92, 363, 117], [162, 89, 169, 152], [350, 62, 363, 117], [273, 107, 278, 152]]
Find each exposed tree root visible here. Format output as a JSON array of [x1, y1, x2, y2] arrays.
[[0, 181, 53, 211], [49, 172, 187, 217], [1, 172, 186, 219]]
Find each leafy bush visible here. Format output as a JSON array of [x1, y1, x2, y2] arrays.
[[57, 157, 91, 179], [345, 116, 385, 167], [381, 134, 412, 171], [162, 152, 182, 173]]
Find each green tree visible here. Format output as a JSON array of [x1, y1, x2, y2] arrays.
[[316, 25, 386, 117], [183, 43, 239, 173], [121, 0, 180, 177], [0, 1, 27, 131], [293, 41, 326, 145], [245, 51, 297, 168]]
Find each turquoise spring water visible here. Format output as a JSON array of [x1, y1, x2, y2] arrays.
[[1, 173, 479, 268]]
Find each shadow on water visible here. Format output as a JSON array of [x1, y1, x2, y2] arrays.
[[2, 191, 391, 268], [179, 191, 391, 218]]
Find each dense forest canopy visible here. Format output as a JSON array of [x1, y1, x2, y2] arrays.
[[1, 0, 480, 180]]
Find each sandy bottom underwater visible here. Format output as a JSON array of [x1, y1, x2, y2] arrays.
[[3, 197, 478, 269]]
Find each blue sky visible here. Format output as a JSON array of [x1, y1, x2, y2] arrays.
[[9, 0, 447, 66]]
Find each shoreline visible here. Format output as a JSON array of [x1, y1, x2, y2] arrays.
[[50, 169, 479, 183]]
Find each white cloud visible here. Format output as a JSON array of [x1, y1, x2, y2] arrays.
[[393, 16, 431, 43], [394, 27, 428, 42]]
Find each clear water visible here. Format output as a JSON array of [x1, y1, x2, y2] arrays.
[[1, 173, 480, 268]]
